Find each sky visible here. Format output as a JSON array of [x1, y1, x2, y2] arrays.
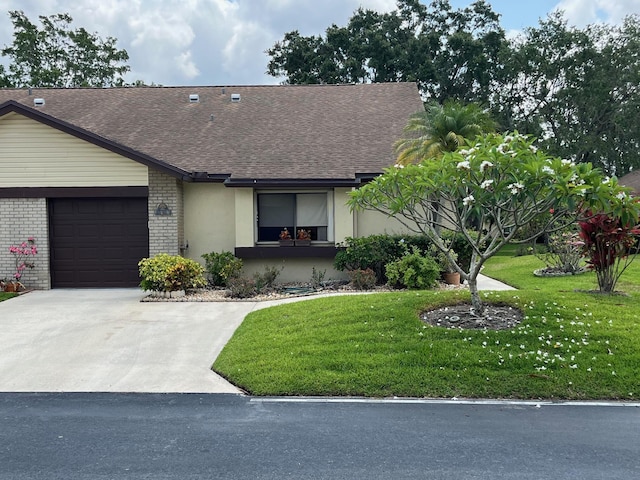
[[0, 0, 638, 86]]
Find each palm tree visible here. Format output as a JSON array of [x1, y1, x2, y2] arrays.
[[395, 99, 496, 165]]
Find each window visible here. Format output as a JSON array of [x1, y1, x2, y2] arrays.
[[257, 192, 332, 242]]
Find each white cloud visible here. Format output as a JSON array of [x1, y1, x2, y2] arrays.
[[175, 51, 200, 79], [0, 0, 636, 86], [554, 0, 640, 26]]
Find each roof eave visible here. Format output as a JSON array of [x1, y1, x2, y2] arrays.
[[222, 177, 379, 188]]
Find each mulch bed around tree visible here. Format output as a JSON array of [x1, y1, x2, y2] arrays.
[[420, 303, 524, 330]]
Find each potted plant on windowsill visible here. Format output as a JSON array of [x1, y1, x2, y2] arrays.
[[279, 228, 294, 246], [296, 229, 312, 246]]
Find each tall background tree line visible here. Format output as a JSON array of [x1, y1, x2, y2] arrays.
[[266, 0, 640, 176], [1, 3, 638, 176]]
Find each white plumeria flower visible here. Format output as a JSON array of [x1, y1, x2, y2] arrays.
[[602, 176, 611, 184], [480, 179, 494, 190], [463, 195, 475, 206], [616, 192, 627, 200], [504, 135, 514, 143], [542, 165, 555, 175], [561, 159, 574, 166], [480, 160, 493, 172], [529, 145, 538, 153], [508, 182, 524, 195], [393, 164, 404, 169], [457, 161, 471, 170]]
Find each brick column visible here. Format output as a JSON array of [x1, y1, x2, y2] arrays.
[[0, 198, 50, 289], [148, 169, 183, 256]]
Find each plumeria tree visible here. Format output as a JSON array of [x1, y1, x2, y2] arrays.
[[349, 132, 639, 316]]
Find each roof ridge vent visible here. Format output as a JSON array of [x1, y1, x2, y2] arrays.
[[33, 98, 45, 107], [189, 93, 199, 103], [230, 93, 241, 102]]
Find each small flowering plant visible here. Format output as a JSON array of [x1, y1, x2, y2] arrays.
[[297, 229, 311, 241], [350, 131, 640, 315], [8, 237, 38, 286], [279, 228, 292, 240]]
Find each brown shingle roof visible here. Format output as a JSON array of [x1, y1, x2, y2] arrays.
[[0, 83, 423, 182], [619, 170, 640, 196]]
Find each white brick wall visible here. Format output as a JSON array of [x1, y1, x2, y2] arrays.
[[0, 198, 50, 289], [148, 170, 183, 256]]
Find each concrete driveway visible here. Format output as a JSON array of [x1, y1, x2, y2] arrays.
[[0, 289, 261, 394], [0, 275, 513, 394]]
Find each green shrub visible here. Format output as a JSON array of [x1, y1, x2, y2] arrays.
[[253, 264, 283, 292], [201, 251, 243, 286], [227, 276, 257, 298], [310, 267, 327, 289], [138, 254, 206, 292], [385, 248, 439, 289], [347, 268, 377, 290], [334, 234, 433, 283]]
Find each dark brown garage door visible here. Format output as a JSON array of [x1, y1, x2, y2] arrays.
[[49, 198, 149, 288]]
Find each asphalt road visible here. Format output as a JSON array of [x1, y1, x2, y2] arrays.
[[1, 393, 638, 479]]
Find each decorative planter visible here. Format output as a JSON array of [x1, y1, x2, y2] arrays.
[[2, 282, 21, 293], [442, 272, 461, 286], [295, 239, 311, 247], [279, 239, 294, 247]]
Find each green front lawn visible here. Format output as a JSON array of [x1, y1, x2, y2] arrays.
[[214, 252, 640, 399], [0, 292, 17, 302]]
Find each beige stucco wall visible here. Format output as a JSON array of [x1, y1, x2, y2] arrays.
[[0, 112, 148, 187], [183, 183, 236, 261], [355, 207, 415, 238], [333, 187, 354, 244], [241, 258, 347, 284], [234, 188, 254, 248]]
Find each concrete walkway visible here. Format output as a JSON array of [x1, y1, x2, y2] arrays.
[[0, 274, 513, 394], [476, 273, 516, 291]]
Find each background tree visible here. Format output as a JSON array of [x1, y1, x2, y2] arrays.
[[349, 132, 639, 317], [493, 13, 640, 175], [394, 99, 496, 164], [267, 0, 507, 104], [0, 10, 130, 88]]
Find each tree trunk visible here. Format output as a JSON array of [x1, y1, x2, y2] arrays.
[[467, 275, 485, 317]]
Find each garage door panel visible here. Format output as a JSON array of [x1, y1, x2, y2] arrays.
[[50, 197, 149, 288], [76, 200, 100, 214]]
